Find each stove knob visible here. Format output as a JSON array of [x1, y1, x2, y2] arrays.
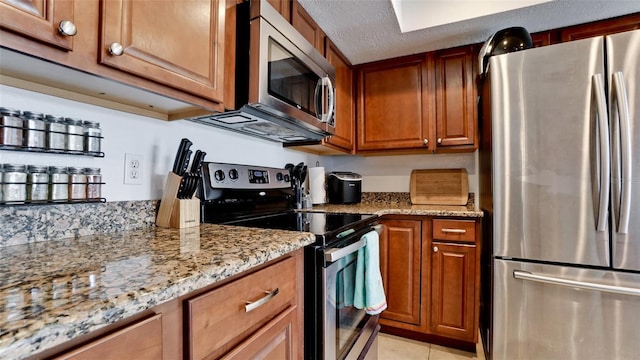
[[228, 168, 239, 181], [276, 172, 284, 181], [283, 174, 290, 183], [214, 169, 225, 182]]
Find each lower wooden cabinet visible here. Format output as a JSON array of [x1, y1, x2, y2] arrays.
[[429, 242, 477, 342], [379, 219, 423, 328], [379, 216, 480, 349], [52, 315, 163, 360], [38, 250, 303, 360]]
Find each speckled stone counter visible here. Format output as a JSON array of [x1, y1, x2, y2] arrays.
[[0, 224, 315, 360], [310, 193, 483, 218]]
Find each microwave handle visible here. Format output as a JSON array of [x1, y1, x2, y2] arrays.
[[323, 76, 335, 125]]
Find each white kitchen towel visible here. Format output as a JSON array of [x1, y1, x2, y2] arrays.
[[309, 166, 326, 204], [353, 230, 388, 315]]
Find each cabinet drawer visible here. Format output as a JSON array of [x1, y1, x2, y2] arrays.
[[187, 256, 297, 360], [53, 314, 162, 360], [432, 219, 476, 243]]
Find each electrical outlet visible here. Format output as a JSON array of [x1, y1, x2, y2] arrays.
[[124, 153, 143, 185]]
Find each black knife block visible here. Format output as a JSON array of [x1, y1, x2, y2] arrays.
[[156, 172, 200, 228]]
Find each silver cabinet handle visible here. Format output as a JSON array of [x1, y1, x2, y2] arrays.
[[109, 42, 124, 56], [514, 270, 640, 297], [612, 71, 631, 234], [423, 138, 429, 146], [591, 74, 610, 232], [58, 20, 77, 36], [433, 246, 438, 253], [245, 288, 279, 312], [441, 228, 466, 234], [325, 239, 366, 262], [437, 138, 442, 144]]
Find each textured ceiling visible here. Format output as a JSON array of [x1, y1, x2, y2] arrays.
[[297, 0, 640, 65]]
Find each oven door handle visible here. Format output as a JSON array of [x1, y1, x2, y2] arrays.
[[325, 238, 366, 263]]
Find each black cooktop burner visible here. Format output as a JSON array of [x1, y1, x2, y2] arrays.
[[222, 211, 377, 246]]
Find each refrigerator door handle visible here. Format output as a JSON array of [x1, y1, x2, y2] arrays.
[[513, 270, 640, 297], [592, 74, 610, 232], [612, 71, 632, 234]]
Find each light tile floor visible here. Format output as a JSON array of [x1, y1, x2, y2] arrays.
[[378, 333, 486, 360]]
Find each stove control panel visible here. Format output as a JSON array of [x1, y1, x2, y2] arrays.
[[202, 162, 291, 190]]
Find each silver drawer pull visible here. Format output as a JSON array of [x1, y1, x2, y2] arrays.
[[441, 228, 466, 234], [514, 270, 640, 297], [245, 288, 279, 312]]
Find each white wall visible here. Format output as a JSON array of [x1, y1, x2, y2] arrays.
[[330, 152, 479, 194], [0, 85, 325, 201], [1, 85, 479, 201]]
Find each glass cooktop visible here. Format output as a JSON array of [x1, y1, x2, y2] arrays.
[[223, 211, 377, 242]]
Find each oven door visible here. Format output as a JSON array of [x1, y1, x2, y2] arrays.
[[322, 226, 381, 360]]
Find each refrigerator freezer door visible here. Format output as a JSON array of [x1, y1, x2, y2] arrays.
[[489, 37, 610, 267], [493, 259, 640, 360], [607, 29, 640, 271]]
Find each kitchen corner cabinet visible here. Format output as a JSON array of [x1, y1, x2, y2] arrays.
[[0, 0, 76, 51], [30, 250, 303, 360], [434, 46, 477, 150], [379, 216, 480, 348], [291, 0, 325, 54], [356, 54, 434, 152], [99, 0, 225, 103], [356, 47, 477, 154]]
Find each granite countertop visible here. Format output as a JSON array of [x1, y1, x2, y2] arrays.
[[0, 224, 315, 360], [310, 200, 483, 218]]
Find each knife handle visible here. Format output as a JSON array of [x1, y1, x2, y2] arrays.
[[180, 149, 192, 176]]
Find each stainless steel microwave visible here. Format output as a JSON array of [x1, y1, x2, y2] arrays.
[[191, 0, 336, 144]]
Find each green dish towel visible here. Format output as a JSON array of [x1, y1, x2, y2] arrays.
[[353, 230, 387, 315]]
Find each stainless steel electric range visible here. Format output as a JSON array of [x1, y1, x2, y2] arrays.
[[199, 162, 381, 360]]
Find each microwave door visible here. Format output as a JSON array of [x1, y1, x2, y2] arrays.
[[252, 16, 333, 131]]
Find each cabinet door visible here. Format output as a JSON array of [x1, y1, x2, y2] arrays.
[[429, 242, 476, 342], [0, 0, 75, 50], [323, 38, 354, 153], [53, 315, 163, 360], [266, 0, 291, 22], [291, 0, 324, 53], [99, 0, 225, 103], [379, 219, 423, 327], [357, 55, 433, 151], [434, 46, 476, 149], [222, 306, 297, 360], [560, 13, 640, 42]]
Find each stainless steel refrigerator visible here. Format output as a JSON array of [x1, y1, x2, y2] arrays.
[[479, 29, 640, 360]]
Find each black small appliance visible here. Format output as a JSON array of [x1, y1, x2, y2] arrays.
[[327, 172, 362, 204]]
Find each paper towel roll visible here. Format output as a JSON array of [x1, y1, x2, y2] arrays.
[[309, 166, 326, 204]]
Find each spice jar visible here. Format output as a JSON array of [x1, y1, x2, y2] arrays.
[[49, 166, 69, 201], [1, 163, 27, 203], [65, 118, 84, 152], [45, 115, 67, 150], [83, 121, 102, 154], [22, 111, 46, 149], [84, 168, 102, 199], [68, 167, 87, 200], [0, 107, 23, 147], [27, 165, 49, 201]]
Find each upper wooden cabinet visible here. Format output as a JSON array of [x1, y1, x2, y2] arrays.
[[322, 38, 355, 153], [560, 13, 640, 42], [99, 0, 225, 103], [266, 0, 291, 22], [434, 46, 476, 150], [356, 54, 434, 152], [291, 0, 325, 53], [0, 0, 76, 51]]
